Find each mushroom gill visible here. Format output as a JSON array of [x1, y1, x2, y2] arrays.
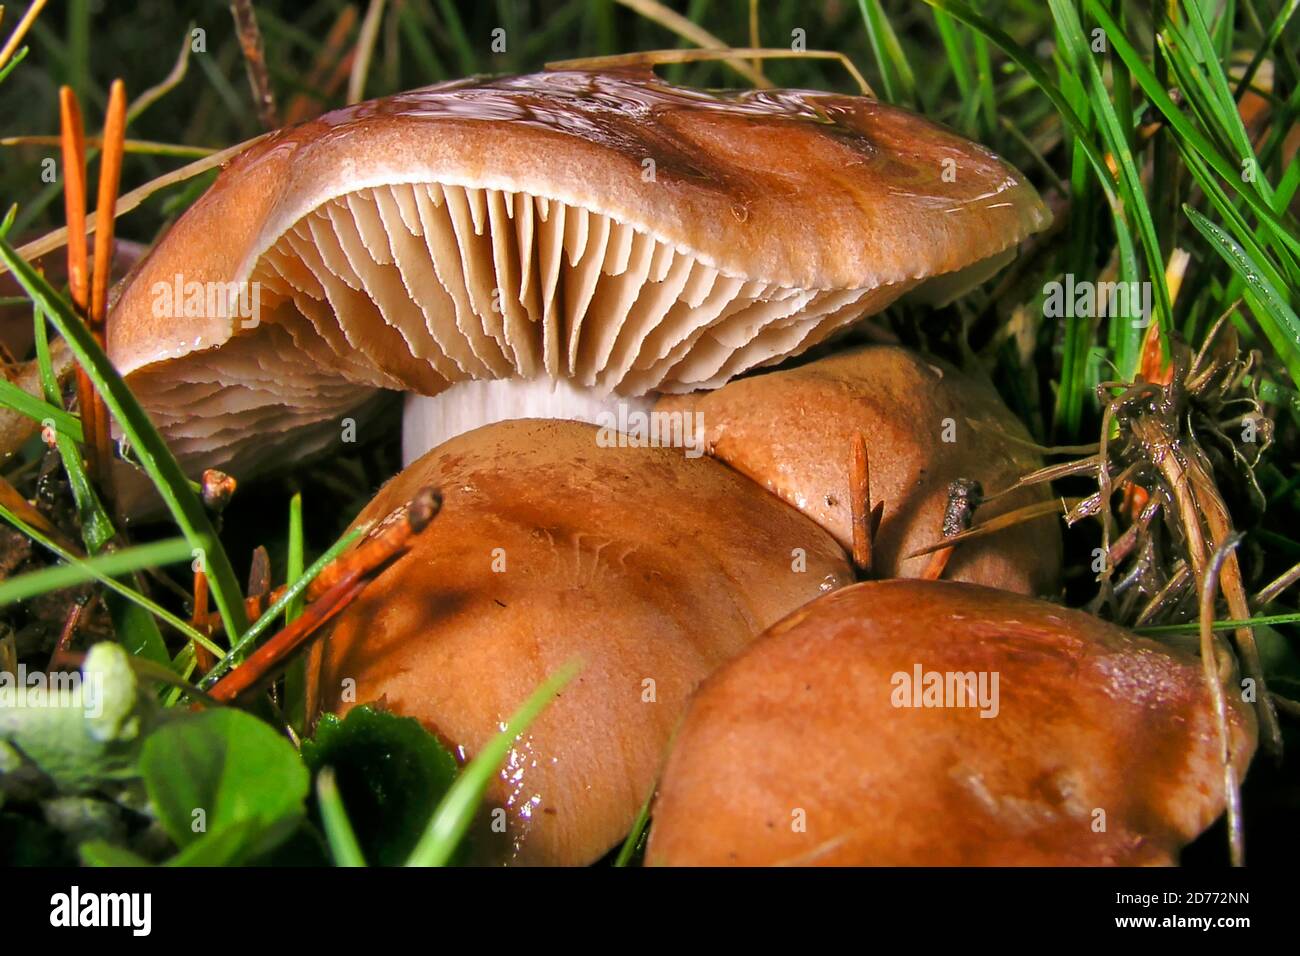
[[108, 69, 1050, 483]]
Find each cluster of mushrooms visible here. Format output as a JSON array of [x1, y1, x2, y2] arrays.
[[106, 68, 1255, 865]]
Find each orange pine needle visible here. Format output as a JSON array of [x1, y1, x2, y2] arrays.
[[87, 78, 127, 499], [191, 570, 215, 672], [207, 569, 368, 704], [206, 487, 442, 703], [58, 86, 101, 481], [849, 431, 874, 575], [920, 546, 953, 581]]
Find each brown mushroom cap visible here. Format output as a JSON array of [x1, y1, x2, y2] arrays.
[[107, 69, 1049, 479], [646, 579, 1257, 866], [306, 418, 853, 865], [656, 344, 1061, 594]]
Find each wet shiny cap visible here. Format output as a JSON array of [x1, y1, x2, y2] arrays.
[[108, 69, 1051, 478]]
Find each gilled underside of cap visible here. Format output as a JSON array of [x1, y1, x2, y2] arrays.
[[112, 70, 1050, 478], [126, 182, 909, 476]]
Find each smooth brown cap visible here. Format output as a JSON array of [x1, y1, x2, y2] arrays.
[[306, 418, 852, 865], [657, 344, 1061, 594], [646, 579, 1257, 866], [107, 70, 1049, 476]]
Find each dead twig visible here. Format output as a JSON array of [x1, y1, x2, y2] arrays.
[[906, 497, 1071, 560], [612, 0, 771, 88], [1199, 534, 1246, 867], [207, 487, 441, 703], [347, 0, 387, 105], [1253, 559, 1300, 608], [5, 135, 268, 275], [0, 0, 45, 72], [547, 47, 870, 97], [230, 0, 278, 129]]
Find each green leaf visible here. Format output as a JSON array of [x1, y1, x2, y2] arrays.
[[0, 643, 153, 793], [165, 817, 280, 867], [302, 705, 457, 866], [139, 708, 308, 864], [80, 841, 153, 867]]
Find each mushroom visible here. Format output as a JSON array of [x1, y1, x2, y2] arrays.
[[104, 69, 1050, 485], [305, 418, 853, 865], [646, 578, 1257, 866], [656, 344, 1061, 594]]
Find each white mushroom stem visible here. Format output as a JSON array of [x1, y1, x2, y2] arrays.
[[402, 378, 658, 465]]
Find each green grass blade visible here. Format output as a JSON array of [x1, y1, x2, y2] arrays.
[[970, 29, 997, 143], [1184, 204, 1300, 384], [917, 1, 1121, 211], [0, 45, 29, 86], [432, 0, 476, 75], [316, 767, 368, 867], [0, 238, 250, 641], [1139, 610, 1300, 635], [396, 2, 447, 81], [1049, 0, 1172, 377], [1232, 0, 1298, 103], [854, 0, 916, 106], [0, 376, 82, 442], [404, 660, 580, 867], [0, 537, 192, 607], [286, 493, 305, 626], [931, 9, 976, 132], [282, 492, 307, 731], [197, 523, 367, 689], [0, 501, 220, 658], [613, 785, 653, 867], [1176, 136, 1288, 293], [1084, 0, 1300, 262], [32, 309, 172, 665], [33, 309, 114, 552], [1178, 2, 1262, 182]]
